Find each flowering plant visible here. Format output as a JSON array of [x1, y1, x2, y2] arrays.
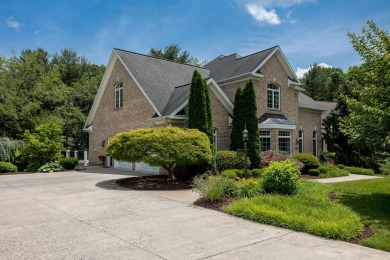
[[98, 154, 106, 160]]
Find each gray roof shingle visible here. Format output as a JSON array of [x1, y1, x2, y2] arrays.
[[203, 46, 278, 82], [259, 113, 295, 126], [298, 93, 325, 111], [115, 48, 210, 115], [162, 83, 191, 116]]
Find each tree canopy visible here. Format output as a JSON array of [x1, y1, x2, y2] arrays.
[[106, 127, 212, 179], [148, 44, 199, 66], [340, 20, 390, 170], [0, 48, 105, 149]]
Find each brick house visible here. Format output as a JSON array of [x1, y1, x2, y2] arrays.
[[84, 46, 325, 171]]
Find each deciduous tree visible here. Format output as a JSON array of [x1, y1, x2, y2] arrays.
[[106, 127, 212, 179]]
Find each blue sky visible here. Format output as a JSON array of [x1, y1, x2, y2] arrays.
[[1, 0, 389, 77]]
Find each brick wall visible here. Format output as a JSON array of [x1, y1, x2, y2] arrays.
[[89, 59, 156, 165], [209, 88, 231, 150], [297, 109, 323, 156]]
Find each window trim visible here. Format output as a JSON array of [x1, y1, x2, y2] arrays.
[[267, 84, 280, 110], [115, 82, 123, 109], [278, 131, 292, 155]]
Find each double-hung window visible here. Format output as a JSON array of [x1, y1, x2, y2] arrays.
[[278, 131, 291, 155], [312, 131, 318, 157], [115, 83, 123, 109], [267, 84, 280, 109], [260, 131, 271, 152], [298, 130, 304, 153]]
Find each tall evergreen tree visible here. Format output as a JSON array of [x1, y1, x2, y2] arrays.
[[188, 71, 208, 135], [230, 88, 245, 151], [242, 80, 260, 168], [203, 79, 213, 145]]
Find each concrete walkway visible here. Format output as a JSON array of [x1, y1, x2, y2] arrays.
[[0, 168, 389, 259], [315, 173, 382, 183]]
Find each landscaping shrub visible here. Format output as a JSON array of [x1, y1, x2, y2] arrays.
[[293, 153, 321, 172], [192, 175, 238, 201], [37, 162, 64, 173], [262, 160, 300, 195], [235, 169, 242, 178], [344, 166, 374, 175], [0, 162, 18, 173], [221, 169, 237, 180], [240, 169, 252, 178], [252, 168, 263, 178], [336, 164, 345, 169], [318, 165, 349, 178], [224, 180, 362, 240], [236, 178, 263, 198], [216, 150, 250, 173], [308, 169, 320, 176], [59, 157, 79, 170], [261, 150, 303, 169]]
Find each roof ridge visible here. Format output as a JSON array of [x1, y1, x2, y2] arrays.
[[236, 45, 279, 60], [113, 48, 210, 70]]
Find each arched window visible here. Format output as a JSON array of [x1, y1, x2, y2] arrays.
[[115, 83, 123, 109], [298, 130, 304, 153], [267, 84, 280, 109]]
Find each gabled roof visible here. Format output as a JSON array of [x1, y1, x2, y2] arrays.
[[115, 48, 210, 115], [162, 83, 191, 116], [203, 46, 300, 84], [298, 93, 326, 111]]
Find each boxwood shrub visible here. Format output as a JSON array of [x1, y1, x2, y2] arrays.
[[292, 153, 321, 172], [252, 168, 263, 178], [59, 157, 79, 170], [216, 150, 250, 173], [0, 162, 18, 173], [221, 169, 237, 179], [308, 169, 320, 176], [262, 160, 300, 195]]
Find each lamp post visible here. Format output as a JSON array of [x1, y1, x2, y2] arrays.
[[243, 125, 249, 178]]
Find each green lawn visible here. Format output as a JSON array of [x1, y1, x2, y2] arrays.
[[327, 176, 390, 252], [224, 180, 362, 240]]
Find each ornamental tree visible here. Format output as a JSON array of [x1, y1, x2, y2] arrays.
[[230, 87, 245, 151], [105, 127, 212, 179], [20, 122, 64, 172]]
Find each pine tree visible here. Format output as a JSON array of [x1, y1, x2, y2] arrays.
[[242, 80, 260, 168], [204, 79, 213, 145], [230, 88, 245, 151], [188, 71, 208, 134]]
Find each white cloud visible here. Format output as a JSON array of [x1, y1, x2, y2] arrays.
[[246, 4, 280, 25], [34, 30, 40, 35], [240, 0, 314, 25], [6, 17, 22, 30], [295, 62, 332, 78]]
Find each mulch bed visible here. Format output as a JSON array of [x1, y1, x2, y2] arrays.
[[0, 172, 34, 175], [193, 197, 232, 212], [116, 175, 193, 190]]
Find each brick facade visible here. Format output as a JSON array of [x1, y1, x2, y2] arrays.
[[89, 59, 155, 165]]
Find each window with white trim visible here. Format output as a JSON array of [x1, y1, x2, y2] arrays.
[[260, 131, 271, 152], [278, 131, 291, 155], [312, 131, 318, 157], [115, 83, 123, 109], [267, 84, 280, 109], [298, 130, 304, 153]]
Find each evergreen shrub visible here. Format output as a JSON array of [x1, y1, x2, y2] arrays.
[[59, 157, 79, 170], [293, 153, 321, 172], [262, 160, 300, 195], [0, 162, 18, 173]]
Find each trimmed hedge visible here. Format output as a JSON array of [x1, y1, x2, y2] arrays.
[[252, 168, 263, 178], [216, 150, 250, 173], [344, 166, 374, 175], [335, 164, 345, 169], [318, 165, 349, 178], [262, 160, 300, 195], [308, 169, 320, 176], [293, 153, 321, 172], [0, 162, 18, 173], [221, 169, 237, 179], [59, 157, 79, 170]]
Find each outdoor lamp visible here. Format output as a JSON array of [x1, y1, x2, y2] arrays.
[[243, 128, 248, 142], [242, 126, 249, 178]]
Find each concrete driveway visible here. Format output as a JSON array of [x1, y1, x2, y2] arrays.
[[1, 168, 389, 260]]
